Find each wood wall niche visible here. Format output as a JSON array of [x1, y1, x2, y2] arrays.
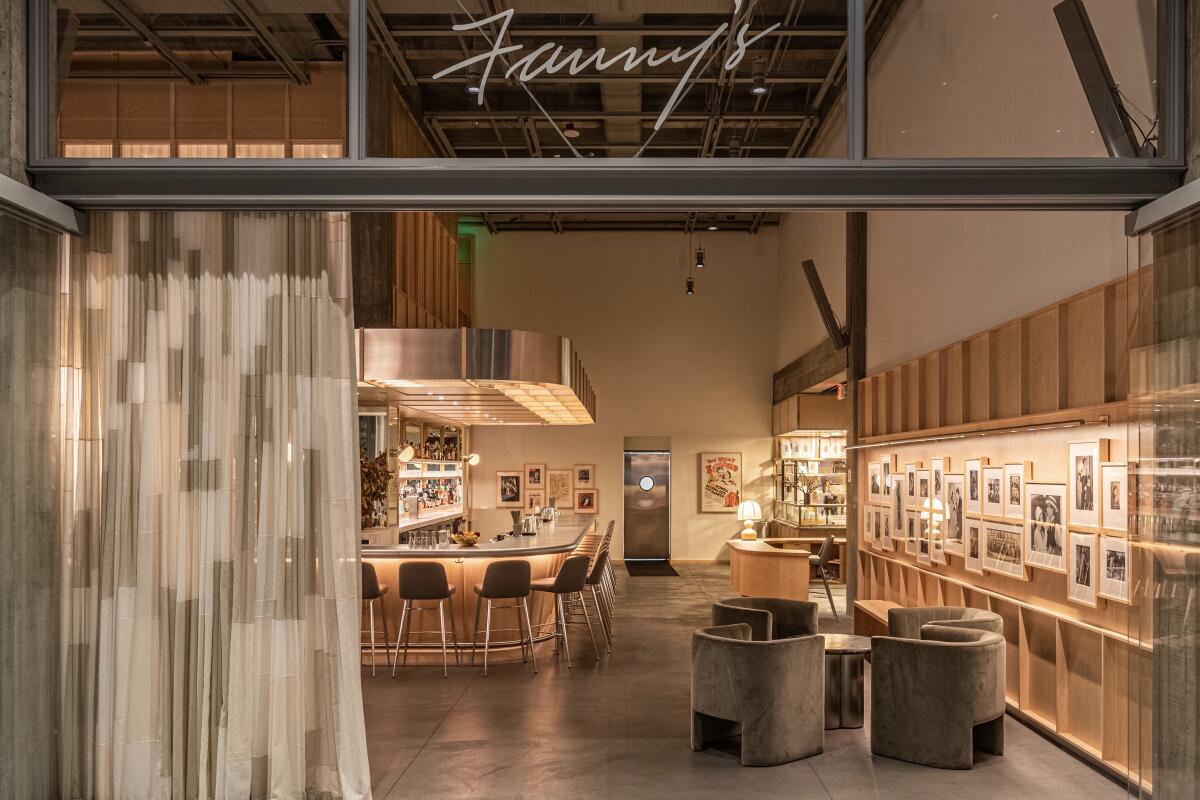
[[858, 273, 1136, 441], [854, 271, 1151, 791], [395, 213, 459, 329]]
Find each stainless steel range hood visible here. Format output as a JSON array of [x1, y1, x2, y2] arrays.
[[356, 328, 597, 426]]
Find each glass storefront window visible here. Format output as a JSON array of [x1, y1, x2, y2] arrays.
[[868, 0, 1161, 158], [369, 0, 849, 159], [49, 0, 348, 159]]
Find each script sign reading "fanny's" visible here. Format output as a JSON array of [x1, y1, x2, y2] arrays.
[[433, 0, 780, 134]]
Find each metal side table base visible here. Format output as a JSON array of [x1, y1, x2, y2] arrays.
[[821, 634, 871, 730]]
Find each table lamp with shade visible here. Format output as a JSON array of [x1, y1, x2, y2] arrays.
[[737, 499, 763, 540]]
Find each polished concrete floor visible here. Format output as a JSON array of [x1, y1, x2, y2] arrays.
[[362, 564, 1126, 800]]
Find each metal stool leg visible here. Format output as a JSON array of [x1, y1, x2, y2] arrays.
[[448, 598, 461, 666], [591, 585, 612, 649], [556, 594, 573, 668], [470, 597, 481, 666], [437, 599, 449, 678], [521, 598, 538, 675], [402, 600, 414, 666], [515, 601, 530, 664], [483, 599, 494, 677], [379, 599, 394, 668], [578, 592, 600, 661], [392, 599, 410, 678], [821, 569, 839, 621], [367, 600, 378, 677]]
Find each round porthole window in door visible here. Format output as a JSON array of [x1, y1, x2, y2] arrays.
[[639, 476, 655, 491]]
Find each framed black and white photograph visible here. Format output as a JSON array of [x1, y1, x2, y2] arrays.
[[881, 454, 896, 498], [1004, 462, 1028, 521], [1100, 462, 1128, 533], [943, 474, 966, 556], [918, 514, 931, 565], [868, 462, 883, 503], [917, 469, 931, 508], [1068, 440, 1109, 529], [1099, 535, 1131, 604], [983, 521, 1025, 579], [891, 476, 905, 535], [905, 462, 919, 507], [881, 511, 893, 552], [524, 463, 546, 490], [497, 471, 523, 508], [983, 466, 1004, 518], [575, 463, 596, 490], [864, 506, 875, 543], [1025, 482, 1066, 572], [966, 520, 984, 575], [905, 509, 919, 556], [965, 457, 988, 516], [1068, 530, 1098, 607], [874, 509, 883, 548], [930, 512, 946, 565], [930, 457, 948, 506]]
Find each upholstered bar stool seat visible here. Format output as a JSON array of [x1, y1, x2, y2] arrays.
[[393, 562, 460, 678]]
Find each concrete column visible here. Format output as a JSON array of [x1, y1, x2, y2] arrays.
[[0, 214, 61, 800]]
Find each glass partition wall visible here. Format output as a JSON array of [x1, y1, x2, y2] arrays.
[[1128, 207, 1200, 800]]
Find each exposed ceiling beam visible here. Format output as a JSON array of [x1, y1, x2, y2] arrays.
[[225, 0, 309, 84], [366, 0, 416, 88], [98, 0, 205, 84]]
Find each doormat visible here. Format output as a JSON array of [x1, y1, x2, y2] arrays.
[[625, 561, 679, 577]]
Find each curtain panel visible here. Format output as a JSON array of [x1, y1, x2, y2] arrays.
[[59, 211, 370, 800]]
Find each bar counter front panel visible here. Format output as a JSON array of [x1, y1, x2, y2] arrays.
[[362, 515, 597, 665]]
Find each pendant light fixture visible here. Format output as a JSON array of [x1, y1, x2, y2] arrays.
[[751, 58, 769, 96], [727, 134, 744, 158], [695, 245, 706, 270], [686, 276, 695, 296], [563, 121, 581, 139], [466, 67, 482, 95]]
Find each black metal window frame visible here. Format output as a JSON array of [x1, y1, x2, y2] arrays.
[[15, 0, 1190, 229]]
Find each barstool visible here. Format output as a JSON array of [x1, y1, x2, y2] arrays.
[[532, 554, 599, 667], [585, 549, 613, 652], [392, 562, 460, 678], [810, 533, 840, 621], [361, 562, 393, 677], [472, 560, 537, 677]]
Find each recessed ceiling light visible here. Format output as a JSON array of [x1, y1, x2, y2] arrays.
[[563, 122, 581, 139], [707, 225, 719, 231]]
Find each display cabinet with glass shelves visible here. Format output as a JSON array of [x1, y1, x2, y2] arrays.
[[774, 432, 847, 529]]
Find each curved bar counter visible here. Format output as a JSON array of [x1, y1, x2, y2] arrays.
[[362, 515, 597, 665], [727, 539, 812, 602]]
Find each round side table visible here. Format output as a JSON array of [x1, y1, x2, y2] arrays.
[[821, 633, 872, 730]]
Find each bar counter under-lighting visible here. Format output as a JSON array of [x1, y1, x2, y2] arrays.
[[362, 515, 597, 664]]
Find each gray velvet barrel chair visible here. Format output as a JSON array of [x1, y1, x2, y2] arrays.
[[870, 624, 1006, 769], [886, 606, 1004, 639], [691, 623, 825, 767], [711, 597, 819, 641]]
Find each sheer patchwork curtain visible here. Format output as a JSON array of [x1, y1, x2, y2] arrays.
[[59, 211, 369, 799]]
